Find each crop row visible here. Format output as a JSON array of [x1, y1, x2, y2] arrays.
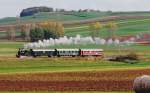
[[0, 69, 150, 81], [0, 69, 149, 91], [0, 80, 132, 91]]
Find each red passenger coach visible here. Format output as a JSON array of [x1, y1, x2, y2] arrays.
[[80, 49, 103, 57]]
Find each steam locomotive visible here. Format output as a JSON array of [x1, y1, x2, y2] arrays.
[[16, 48, 103, 58]]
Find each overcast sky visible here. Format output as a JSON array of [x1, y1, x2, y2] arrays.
[[0, 0, 150, 18]]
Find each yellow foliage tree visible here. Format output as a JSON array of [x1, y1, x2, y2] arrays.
[[89, 22, 103, 39], [7, 27, 16, 40], [56, 22, 64, 37], [38, 21, 64, 39], [94, 22, 103, 30], [106, 22, 118, 39], [21, 24, 31, 41]]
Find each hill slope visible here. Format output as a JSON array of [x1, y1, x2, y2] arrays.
[[1, 11, 150, 25], [0, 11, 111, 25]]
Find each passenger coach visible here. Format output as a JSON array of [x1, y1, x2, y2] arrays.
[[80, 49, 103, 57]]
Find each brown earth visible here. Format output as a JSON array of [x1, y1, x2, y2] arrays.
[[0, 69, 150, 91], [0, 80, 132, 91]]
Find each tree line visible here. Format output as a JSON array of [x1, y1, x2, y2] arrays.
[[6, 21, 117, 41], [6, 22, 64, 42]]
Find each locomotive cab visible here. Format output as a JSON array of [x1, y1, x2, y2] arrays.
[[16, 48, 28, 58]]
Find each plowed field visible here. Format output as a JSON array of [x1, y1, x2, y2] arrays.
[[0, 69, 149, 92]]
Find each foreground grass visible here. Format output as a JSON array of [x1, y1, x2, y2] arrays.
[[0, 57, 149, 73]]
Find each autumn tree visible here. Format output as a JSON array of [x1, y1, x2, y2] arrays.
[[30, 26, 44, 42], [39, 21, 64, 39], [55, 22, 64, 38], [106, 22, 118, 39], [29, 21, 64, 41], [7, 27, 16, 40], [21, 24, 31, 41], [89, 22, 103, 39]]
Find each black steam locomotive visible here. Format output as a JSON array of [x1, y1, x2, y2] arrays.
[[16, 48, 103, 58]]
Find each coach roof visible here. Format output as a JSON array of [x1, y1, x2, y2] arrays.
[[56, 49, 79, 51], [32, 49, 55, 51], [81, 49, 103, 51]]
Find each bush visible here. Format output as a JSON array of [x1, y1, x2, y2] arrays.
[[30, 27, 44, 42], [127, 52, 139, 60], [43, 28, 57, 39], [108, 52, 139, 64]]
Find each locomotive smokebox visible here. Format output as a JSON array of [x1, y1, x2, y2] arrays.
[[133, 75, 150, 93]]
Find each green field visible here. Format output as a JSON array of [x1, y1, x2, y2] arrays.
[[0, 57, 150, 74], [0, 42, 24, 56], [65, 19, 150, 37], [1, 18, 150, 39], [1, 12, 150, 40]]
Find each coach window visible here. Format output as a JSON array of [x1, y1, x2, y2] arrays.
[[74, 51, 77, 54]]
